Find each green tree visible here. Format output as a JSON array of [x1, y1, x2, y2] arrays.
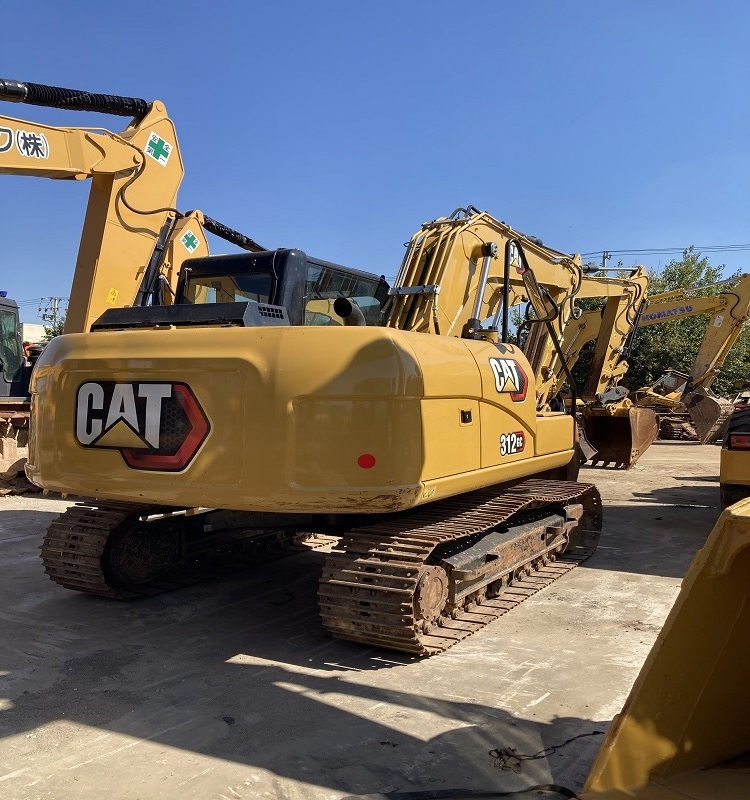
[[42, 314, 66, 341]]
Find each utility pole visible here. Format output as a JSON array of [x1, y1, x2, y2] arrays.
[[39, 297, 68, 328], [601, 251, 611, 271]]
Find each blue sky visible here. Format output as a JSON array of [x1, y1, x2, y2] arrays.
[[2, 1, 748, 322]]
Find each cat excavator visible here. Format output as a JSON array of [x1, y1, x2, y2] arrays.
[[5, 78, 612, 655]]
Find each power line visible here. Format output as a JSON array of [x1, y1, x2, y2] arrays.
[[12, 297, 69, 307], [582, 244, 750, 258]]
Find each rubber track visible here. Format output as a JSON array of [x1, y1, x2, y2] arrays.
[[319, 479, 600, 655], [40, 502, 338, 599]]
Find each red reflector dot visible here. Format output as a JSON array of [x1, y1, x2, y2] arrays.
[[357, 453, 376, 469]]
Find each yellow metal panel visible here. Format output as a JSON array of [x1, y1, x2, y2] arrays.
[[466, 341, 539, 467], [535, 414, 574, 457], [583, 499, 750, 797], [420, 398, 480, 479], [720, 448, 750, 487], [292, 397, 423, 489], [403, 333, 482, 398]]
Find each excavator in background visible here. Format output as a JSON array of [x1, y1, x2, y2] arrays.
[[631, 275, 750, 443], [3, 76, 612, 656], [560, 274, 750, 462], [551, 266, 659, 469], [0, 293, 32, 477], [0, 77, 266, 333]]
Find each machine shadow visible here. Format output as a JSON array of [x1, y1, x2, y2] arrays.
[[0, 544, 609, 796], [581, 488, 718, 579]]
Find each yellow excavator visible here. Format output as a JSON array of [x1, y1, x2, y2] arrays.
[[630, 275, 750, 443], [5, 78, 618, 655], [552, 267, 660, 469], [560, 274, 750, 465]]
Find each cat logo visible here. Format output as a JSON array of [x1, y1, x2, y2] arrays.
[[75, 381, 210, 471], [489, 358, 528, 402]]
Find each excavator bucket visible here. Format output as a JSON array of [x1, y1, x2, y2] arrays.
[[581, 405, 659, 469], [686, 388, 735, 444], [582, 499, 750, 799]]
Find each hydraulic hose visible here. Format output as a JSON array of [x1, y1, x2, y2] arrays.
[[0, 78, 150, 119]]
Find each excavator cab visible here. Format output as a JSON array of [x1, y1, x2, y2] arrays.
[[177, 249, 389, 326], [636, 369, 689, 403], [92, 249, 391, 332]]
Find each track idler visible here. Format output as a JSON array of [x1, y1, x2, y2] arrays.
[[582, 404, 659, 469]]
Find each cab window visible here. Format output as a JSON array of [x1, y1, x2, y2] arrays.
[[304, 264, 386, 326], [183, 271, 273, 305], [0, 309, 22, 380]]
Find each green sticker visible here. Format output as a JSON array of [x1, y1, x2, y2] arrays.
[[181, 230, 200, 253], [145, 133, 172, 165]]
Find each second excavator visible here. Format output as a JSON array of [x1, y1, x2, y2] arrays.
[[557, 272, 750, 468], [632, 274, 750, 443]]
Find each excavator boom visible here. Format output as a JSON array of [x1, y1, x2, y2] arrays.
[[0, 78, 186, 332]]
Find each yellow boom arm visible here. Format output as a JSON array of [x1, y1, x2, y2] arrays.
[[0, 79, 185, 333], [0, 78, 265, 333]]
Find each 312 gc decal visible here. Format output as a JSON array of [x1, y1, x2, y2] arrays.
[[500, 431, 525, 456]]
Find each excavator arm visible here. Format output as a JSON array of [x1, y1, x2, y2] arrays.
[[387, 207, 643, 409], [386, 208, 660, 469], [0, 78, 186, 332], [0, 78, 265, 333], [386, 207, 583, 340], [632, 276, 750, 391], [550, 267, 658, 469]]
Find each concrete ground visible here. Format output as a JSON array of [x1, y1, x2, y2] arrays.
[[0, 441, 723, 800]]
